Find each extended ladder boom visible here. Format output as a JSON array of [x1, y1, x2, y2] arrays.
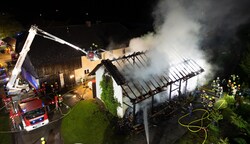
[[6, 25, 87, 92], [6, 26, 37, 90]]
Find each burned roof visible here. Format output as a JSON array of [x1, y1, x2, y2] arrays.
[[90, 51, 204, 103]]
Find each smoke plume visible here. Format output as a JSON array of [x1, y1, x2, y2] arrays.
[[128, 0, 250, 87]]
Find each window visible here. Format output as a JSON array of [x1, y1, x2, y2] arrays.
[[84, 69, 90, 74]]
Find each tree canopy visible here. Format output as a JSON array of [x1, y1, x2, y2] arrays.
[[240, 43, 250, 84]]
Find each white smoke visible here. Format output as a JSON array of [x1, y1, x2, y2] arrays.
[[128, 0, 213, 88]]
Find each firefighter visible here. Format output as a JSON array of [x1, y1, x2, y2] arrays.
[[230, 74, 236, 83], [235, 75, 240, 85], [237, 84, 241, 92], [41, 82, 46, 95], [211, 80, 217, 91], [211, 96, 216, 103], [216, 77, 221, 86], [215, 83, 221, 97], [80, 77, 84, 85], [227, 79, 232, 93], [218, 86, 223, 98], [188, 103, 193, 117], [44, 81, 51, 94], [41, 137, 46, 144], [207, 97, 214, 111], [32, 87, 38, 95], [54, 81, 59, 93], [203, 95, 209, 108], [58, 94, 63, 107], [235, 91, 242, 108], [200, 90, 207, 106], [51, 84, 55, 94], [54, 95, 59, 110], [231, 85, 237, 96]]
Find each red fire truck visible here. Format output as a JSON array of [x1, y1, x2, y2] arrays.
[[4, 25, 92, 131], [19, 97, 49, 131]]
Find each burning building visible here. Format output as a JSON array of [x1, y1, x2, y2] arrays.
[[89, 51, 204, 124]]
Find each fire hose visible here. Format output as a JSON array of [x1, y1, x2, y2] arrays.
[[178, 108, 210, 144], [178, 100, 226, 144]]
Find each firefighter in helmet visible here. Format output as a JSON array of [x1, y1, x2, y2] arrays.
[[54, 81, 59, 93], [200, 90, 207, 106], [58, 94, 63, 107], [211, 80, 217, 91], [207, 97, 214, 111]]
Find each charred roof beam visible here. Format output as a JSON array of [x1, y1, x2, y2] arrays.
[[116, 59, 152, 93], [125, 56, 158, 90], [102, 60, 126, 85], [138, 54, 164, 88]]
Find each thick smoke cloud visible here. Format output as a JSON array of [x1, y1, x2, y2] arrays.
[[127, 0, 250, 87]]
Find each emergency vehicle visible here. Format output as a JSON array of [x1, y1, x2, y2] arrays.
[[19, 97, 49, 131], [4, 25, 98, 131]]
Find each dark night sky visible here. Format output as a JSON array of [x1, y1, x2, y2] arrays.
[[2, 0, 250, 78], [1, 0, 156, 28]]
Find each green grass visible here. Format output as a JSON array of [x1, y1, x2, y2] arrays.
[[214, 99, 228, 110], [0, 111, 12, 144], [61, 99, 112, 144]]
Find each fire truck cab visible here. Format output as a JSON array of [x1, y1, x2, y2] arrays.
[[19, 97, 49, 131]]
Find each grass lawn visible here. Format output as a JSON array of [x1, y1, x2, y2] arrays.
[[61, 99, 114, 144], [0, 110, 12, 144]]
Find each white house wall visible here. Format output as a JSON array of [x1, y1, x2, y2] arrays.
[[84, 47, 135, 118], [74, 68, 84, 83], [112, 76, 123, 118], [79, 47, 130, 83], [95, 66, 124, 118], [101, 47, 130, 60], [81, 56, 102, 81], [95, 66, 105, 100]]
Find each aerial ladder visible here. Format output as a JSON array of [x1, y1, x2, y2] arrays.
[[3, 25, 107, 131], [6, 25, 90, 96]]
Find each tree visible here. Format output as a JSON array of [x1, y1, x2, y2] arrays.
[[240, 43, 250, 85], [0, 13, 23, 39], [230, 113, 250, 135]]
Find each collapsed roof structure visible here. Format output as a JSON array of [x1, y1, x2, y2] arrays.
[[90, 51, 204, 123]]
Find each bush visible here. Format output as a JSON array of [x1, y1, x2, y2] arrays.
[[100, 75, 120, 116]]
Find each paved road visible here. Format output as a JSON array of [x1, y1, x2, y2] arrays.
[[13, 85, 92, 144], [124, 97, 206, 144], [0, 53, 11, 67]]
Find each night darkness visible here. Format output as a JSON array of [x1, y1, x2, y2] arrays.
[[1, 0, 156, 28], [2, 1, 250, 143], [2, 0, 250, 78]]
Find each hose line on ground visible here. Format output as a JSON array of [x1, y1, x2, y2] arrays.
[[178, 97, 226, 144], [178, 108, 210, 144]]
